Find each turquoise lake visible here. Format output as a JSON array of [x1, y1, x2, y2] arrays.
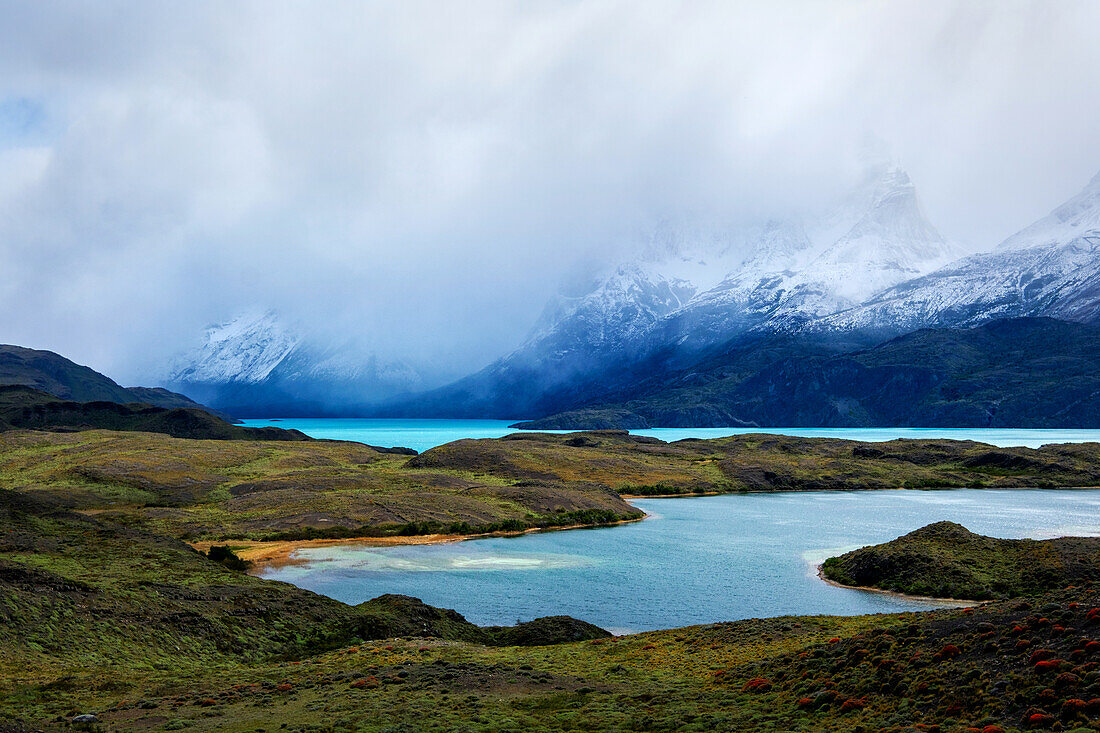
[[259, 489, 1100, 633], [238, 417, 1100, 453]]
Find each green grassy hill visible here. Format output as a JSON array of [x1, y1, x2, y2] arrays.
[[411, 430, 1100, 494], [822, 521, 1100, 600], [2, 428, 1100, 544], [4, 481, 1100, 731], [0, 429, 642, 541]]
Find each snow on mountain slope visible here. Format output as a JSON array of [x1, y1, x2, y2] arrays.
[[168, 310, 423, 413], [170, 310, 298, 384], [655, 164, 958, 344], [815, 170, 1100, 333], [997, 170, 1100, 251], [817, 231, 1100, 333], [434, 161, 955, 416], [795, 168, 957, 304], [514, 222, 749, 361]]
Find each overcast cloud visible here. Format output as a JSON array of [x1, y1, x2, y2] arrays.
[[1, 0, 1099, 383]]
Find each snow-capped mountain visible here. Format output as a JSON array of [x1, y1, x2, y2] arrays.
[[405, 161, 960, 417], [165, 166, 1100, 421], [816, 170, 1100, 334], [499, 169, 1100, 429], [794, 167, 957, 305], [170, 310, 299, 385], [661, 165, 959, 344], [997, 171, 1100, 251], [491, 217, 759, 380], [532, 162, 955, 359], [168, 310, 423, 415]]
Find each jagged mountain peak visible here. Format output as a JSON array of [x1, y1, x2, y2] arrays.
[[800, 166, 956, 304]]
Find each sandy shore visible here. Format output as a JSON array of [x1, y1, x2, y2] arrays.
[[191, 515, 647, 572], [815, 563, 981, 607], [618, 491, 722, 499]]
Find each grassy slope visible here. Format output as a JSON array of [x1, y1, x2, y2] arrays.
[[6, 495, 1100, 732], [3, 428, 1100, 542], [411, 431, 1100, 494], [0, 488, 608, 720], [0, 430, 640, 540], [822, 521, 1100, 600], [5, 434, 1100, 729]]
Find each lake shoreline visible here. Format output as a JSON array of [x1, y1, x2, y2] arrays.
[[815, 563, 981, 607], [237, 417, 1100, 452], [194, 514, 649, 572], [244, 488, 1098, 631]]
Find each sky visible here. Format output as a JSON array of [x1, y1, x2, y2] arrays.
[[1, 0, 1099, 384]]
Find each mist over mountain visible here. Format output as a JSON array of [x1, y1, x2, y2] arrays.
[[365, 166, 1100, 424], [3, 2, 1100, 392], [163, 162, 1100, 421], [369, 160, 964, 418], [166, 311, 429, 416]]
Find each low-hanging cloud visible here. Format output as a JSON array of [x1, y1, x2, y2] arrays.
[[1, 0, 1099, 384]]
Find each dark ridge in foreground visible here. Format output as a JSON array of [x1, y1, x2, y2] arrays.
[[0, 385, 310, 441], [823, 521, 1100, 600]]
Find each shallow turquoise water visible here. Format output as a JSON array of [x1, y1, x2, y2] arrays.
[[239, 417, 1100, 453], [260, 489, 1100, 633]]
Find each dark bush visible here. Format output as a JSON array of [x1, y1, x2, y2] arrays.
[[207, 545, 250, 571]]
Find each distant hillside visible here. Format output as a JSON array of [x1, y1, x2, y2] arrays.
[[0, 344, 234, 421], [0, 386, 309, 441], [515, 318, 1100, 428]]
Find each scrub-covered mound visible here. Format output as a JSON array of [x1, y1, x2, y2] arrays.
[[823, 521, 1100, 600]]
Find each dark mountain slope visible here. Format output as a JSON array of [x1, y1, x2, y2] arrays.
[[375, 327, 864, 422], [0, 344, 233, 420], [515, 318, 1100, 428], [0, 385, 310, 441]]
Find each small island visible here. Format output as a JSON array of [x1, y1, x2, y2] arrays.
[[822, 521, 1100, 600]]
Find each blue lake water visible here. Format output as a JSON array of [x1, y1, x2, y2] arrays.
[[260, 489, 1100, 634], [239, 417, 1100, 453]]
